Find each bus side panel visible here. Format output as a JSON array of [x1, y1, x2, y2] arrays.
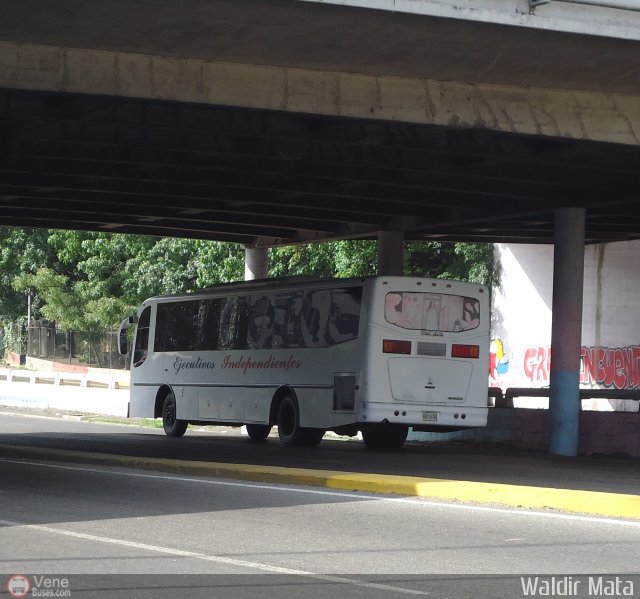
[[244, 387, 271, 423], [294, 339, 363, 429], [175, 386, 199, 420], [295, 387, 332, 429], [198, 387, 221, 419], [295, 386, 360, 430], [129, 385, 158, 418]]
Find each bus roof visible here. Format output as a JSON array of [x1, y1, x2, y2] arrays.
[[139, 275, 487, 305], [143, 275, 367, 303]]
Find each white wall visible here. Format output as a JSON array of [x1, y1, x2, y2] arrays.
[[491, 241, 640, 407]]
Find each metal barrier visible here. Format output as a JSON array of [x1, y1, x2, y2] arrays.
[[493, 387, 640, 408], [0, 368, 129, 390], [3, 371, 636, 407], [3, 322, 128, 370]]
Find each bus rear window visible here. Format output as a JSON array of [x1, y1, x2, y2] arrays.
[[385, 292, 480, 332]]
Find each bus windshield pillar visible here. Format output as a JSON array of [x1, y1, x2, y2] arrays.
[[377, 230, 404, 276], [549, 207, 586, 457], [244, 245, 269, 280]]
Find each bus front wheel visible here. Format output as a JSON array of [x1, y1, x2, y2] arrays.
[[162, 391, 188, 437], [245, 424, 272, 441], [361, 424, 408, 450], [277, 395, 324, 447]]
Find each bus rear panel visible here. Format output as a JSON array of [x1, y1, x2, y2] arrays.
[[361, 277, 489, 432]]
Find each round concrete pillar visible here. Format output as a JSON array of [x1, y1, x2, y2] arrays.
[[549, 207, 586, 457], [377, 231, 404, 276], [244, 245, 268, 281]]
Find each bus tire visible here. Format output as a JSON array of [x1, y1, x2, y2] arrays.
[[361, 424, 408, 450], [276, 395, 324, 447], [277, 395, 303, 446], [162, 391, 188, 437], [245, 424, 272, 441]]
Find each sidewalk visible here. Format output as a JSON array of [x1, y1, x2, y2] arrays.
[[0, 368, 129, 417]]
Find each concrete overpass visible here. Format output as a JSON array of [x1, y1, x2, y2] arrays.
[[0, 0, 639, 245], [1, 0, 639, 456]]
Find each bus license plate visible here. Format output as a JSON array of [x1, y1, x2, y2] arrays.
[[422, 411, 438, 422]]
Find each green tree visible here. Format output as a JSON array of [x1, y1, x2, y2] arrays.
[[1, 227, 493, 331], [405, 241, 494, 287], [0, 227, 57, 320], [13, 268, 84, 329]]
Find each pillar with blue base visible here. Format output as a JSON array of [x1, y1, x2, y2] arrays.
[[549, 207, 586, 457]]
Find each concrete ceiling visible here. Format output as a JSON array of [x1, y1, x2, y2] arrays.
[[1, 88, 639, 246]]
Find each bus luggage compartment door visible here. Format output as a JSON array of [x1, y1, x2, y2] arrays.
[[387, 357, 472, 404]]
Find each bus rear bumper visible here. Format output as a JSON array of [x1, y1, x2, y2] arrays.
[[361, 403, 488, 429]]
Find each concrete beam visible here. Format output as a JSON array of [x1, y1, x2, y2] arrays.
[[1, 41, 638, 146]]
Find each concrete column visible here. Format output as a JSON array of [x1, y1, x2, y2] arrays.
[[549, 207, 586, 457], [244, 245, 268, 281], [377, 231, 404, 276]]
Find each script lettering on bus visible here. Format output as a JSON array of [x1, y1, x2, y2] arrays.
[[173, 356, 217, 376], [220, 354, 302, 375]]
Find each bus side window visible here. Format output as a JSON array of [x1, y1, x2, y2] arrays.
[[154, 304, 169, 352], [219, 298, 234, 350], [247, 295, 274, 349], [164, 301, 198, 352], [301, 289, 331, 347], [233, 298, 249, 349], [198, 299, 220, 351], [219, 297, 249, 350], [274, 291, 304, 348], [327, 287, 361, 344], [133, 306, 151, 367]]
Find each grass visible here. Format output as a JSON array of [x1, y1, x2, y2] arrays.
[[80, 415, 164, 428]]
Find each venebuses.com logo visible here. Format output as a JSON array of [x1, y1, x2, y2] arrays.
[[7, 575, 30, 598], [6, 574, 71, 597]]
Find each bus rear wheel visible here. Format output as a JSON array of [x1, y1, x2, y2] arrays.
[[361, 424, 408, 450], [277, 395, 324, 447], [245, 424, 272, 441], [162, 391, 188, 437]]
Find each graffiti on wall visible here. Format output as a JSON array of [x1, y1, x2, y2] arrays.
[[490, 338, 510, 382], [524, 345, 640, 389]]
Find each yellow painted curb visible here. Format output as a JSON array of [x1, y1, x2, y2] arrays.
[[1, 443, 638, 520]]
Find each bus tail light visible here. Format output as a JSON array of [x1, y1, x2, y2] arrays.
[[383, 339, 412, 355], [451, 344, 480, 359]]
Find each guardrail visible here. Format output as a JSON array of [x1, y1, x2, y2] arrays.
[[0, 369, 129, 390], [489, 386, 640, 408], [2, 371, 637, 406]]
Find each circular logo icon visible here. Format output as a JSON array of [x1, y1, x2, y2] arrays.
[[7, 575, 30, 598]]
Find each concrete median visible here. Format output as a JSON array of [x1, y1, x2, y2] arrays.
[[0, 442, 638, 521]]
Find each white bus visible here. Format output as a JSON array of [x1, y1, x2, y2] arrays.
[[118, 276, 489, 449]]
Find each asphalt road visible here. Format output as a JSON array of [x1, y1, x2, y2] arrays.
[[1, 451, 640, 599], [1, 412, 640, 598]]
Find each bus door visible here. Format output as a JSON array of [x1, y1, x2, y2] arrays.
[[131, 306, 152, 370]]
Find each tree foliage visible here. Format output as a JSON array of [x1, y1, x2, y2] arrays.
[[0, 226, 493, 330]]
